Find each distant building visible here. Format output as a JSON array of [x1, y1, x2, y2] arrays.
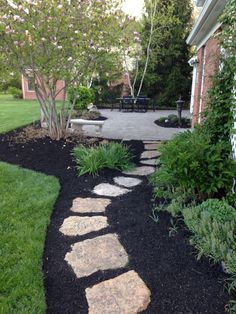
[[186, 0, 227, 126], [21, 75, 65, 100]]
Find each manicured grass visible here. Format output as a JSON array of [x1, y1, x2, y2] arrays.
[[0, 94, 40, 134], [0, 162, 60, 314]]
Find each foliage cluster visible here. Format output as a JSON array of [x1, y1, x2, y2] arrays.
[[138, 0, 193, 106], [150, 130, 236, 216], [68, 86, 95, 111], [73, 142, 133, 176], [183, 199, 236, 291], [7, 86, 23, 99], [158, 114, 191, 125], [0, 0, 127, 139]]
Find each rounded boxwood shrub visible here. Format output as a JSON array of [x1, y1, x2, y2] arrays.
[[68, 86, 95, 111]]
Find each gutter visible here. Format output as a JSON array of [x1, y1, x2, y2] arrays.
[[187, 0, 226, 46]]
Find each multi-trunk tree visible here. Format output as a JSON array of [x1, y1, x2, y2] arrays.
[[0, 0, 125, 139], [138, 0, 193, 106]]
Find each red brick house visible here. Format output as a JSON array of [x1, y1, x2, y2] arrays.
[[186, 0, 227, 126], [21, 75, 65, 100]]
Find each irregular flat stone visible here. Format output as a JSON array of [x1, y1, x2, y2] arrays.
[[141, 150, 160, 159], [143, 140, 160, 144], [71, 197, 111, 213], [86, 270, 151, 314], [123, 166, 155, 176], [140, 159, 160, 166], [60, 216, 108, 236], [93, 183, 130, 197], [114, 176, 142, 188], [65, 234, 129, 278], [144, 143, 161, 150]]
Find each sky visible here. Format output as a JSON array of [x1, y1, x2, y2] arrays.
[[122, 0, 144, 17]]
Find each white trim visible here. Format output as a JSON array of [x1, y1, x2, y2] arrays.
[[199, 46, 207, 123], [188, 57, 199, 115], [21, 74, 26, 99], [187, 0, 226, 47], [196, 22, 221, 50]]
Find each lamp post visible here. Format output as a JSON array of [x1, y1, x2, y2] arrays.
[[176, 96, 185, 127]]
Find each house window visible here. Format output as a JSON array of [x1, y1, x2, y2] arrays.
[[27, 77, 35, 91]]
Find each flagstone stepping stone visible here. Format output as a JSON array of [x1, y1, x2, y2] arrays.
[[140, 159, 160, 166], [144, 143, 161, 150], [86, 270, 151, 314], [113, 176, 142, 188], [141, 150, 160, 159], [123, 166, 155, 176], [60, 216, 108, 236], [93, 183, 130, 197], [71, 197, 111, 213], [65, 234, 129, 278], [143, 140, 160, 144]]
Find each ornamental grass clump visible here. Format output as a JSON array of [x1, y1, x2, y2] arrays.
[[73, 142, 133, 176]]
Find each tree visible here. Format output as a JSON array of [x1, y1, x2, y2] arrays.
[[0, 0, 124, 139], [120, 0, 180, 99], [138, 0, 193, 106]]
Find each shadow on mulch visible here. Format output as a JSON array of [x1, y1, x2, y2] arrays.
[[0, 125, 235, 314]]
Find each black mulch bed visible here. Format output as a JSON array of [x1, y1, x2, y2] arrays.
[[0, 126, 235, 314], [155, 119, 191, 129]]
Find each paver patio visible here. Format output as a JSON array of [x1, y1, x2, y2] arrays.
[[82, 109, 190, 140]]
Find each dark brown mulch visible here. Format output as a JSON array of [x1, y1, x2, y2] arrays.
[[0, 126, 235, 314], [155, 119, 191, 129]]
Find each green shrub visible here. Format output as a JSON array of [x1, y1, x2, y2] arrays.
[[167, 114, 178, 123], [150, 130, 236, 215], [73, 142, 134, 176], [183, 199, 236, 289], [68, 86, 95, 110], [159, 116, 167, 123], [7, 86, 23, 99]]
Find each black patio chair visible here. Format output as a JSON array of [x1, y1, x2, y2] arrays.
[[122, 96, 134, 112], [136, 95, 149, 112]]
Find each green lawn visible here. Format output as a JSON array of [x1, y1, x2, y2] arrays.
[[0, 94, 40, 134], [0, 162, 60, 314]]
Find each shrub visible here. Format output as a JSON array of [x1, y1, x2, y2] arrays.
[[73, 142, 134, 176], [159, 116, 167, 123], [167, 114, 178, 123], [7, 86, 23, 99], [68, 86, 95, 111], [150, 130, 236, 215], [71, 110, 101, 120], [183, 199, 236, 289]]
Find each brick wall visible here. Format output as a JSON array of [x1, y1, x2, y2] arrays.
[[192, 33, 221, 127], [22, 76, 65, 101]]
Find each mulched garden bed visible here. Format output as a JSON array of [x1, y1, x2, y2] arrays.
[[0, 125, 235, 314], [155, 119, 191, 129]]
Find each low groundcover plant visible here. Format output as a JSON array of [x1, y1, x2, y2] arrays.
[[73, 142, 134, 176]]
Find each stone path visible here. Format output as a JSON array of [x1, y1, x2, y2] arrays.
[[60, 141, 161, 313]]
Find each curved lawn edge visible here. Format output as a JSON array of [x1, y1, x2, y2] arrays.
[[0, 162, 60, 314]]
